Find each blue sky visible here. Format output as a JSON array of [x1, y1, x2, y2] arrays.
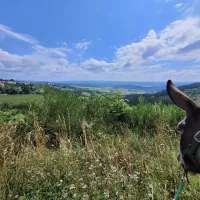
[[0, 0, 200, 81]]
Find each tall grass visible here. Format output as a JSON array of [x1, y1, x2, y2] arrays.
[[0, 89, 200, 199]]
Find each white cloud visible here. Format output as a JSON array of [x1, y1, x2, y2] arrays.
[[115, 29, 162, 69], [174, 3, 183, 9], [0, 24, 38, 44], [33, 45, 72, 57], [61, 42, 68, 47], [1, 15, 200, 81], [66, 68, 200, 82], [81, 58, 116, 72], [184, 0, 200, 15], [152, 69, 200, 81], [0, 24, 76, 78], [0, 43, 74, 76], [142, 64, 161, 70], [74, 40, 92, 51], [115, 17, 200, 69]]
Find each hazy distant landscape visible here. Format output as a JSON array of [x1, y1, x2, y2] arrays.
[[49, 81, 192, 95], [0, 79, 197, 104]]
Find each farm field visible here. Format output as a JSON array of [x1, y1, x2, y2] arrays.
[[0, 94, 42, 104], [72, 85, 145, 95]]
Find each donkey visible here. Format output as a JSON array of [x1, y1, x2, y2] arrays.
[[167, 80, 200, 174]]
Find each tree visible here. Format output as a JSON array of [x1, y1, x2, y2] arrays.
[[20, 84, 31, 94]]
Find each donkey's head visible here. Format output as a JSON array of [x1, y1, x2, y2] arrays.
[[167, 80, 200, 173]]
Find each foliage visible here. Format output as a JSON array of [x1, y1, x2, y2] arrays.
[[0, 81, 43, 95], [37, 88, 85, 138], [0, 88, 198, 199], [0, 109, 26, 125], [84, 92, 128, 123]]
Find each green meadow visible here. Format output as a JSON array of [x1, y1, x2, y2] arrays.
[[0, 89, 200, 199], [0, 94, 42, 104]]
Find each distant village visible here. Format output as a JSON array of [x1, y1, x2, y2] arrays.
[[0, 79, 68, 95], [0, 79, 101, 96], [0, 79, 32, 87]]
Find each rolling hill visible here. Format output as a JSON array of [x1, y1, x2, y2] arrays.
[[126, 82, 200, 105]]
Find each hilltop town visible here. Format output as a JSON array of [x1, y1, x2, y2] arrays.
[[0, 79, 45, 95], [0, 79, 79, 95]]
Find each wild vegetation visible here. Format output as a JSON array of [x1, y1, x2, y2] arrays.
[[0, 88, 200, 199]]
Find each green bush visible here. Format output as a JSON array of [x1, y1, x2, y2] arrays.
[[37, 88, 85, 138], [84, 92, 129, 123], [24, 89, 185, 138]]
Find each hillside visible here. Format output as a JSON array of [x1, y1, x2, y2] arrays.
[[126, 82, 200, 105], [1, 87, 200, 199]]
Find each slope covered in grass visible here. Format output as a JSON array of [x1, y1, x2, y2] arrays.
[[0, 89, 200, 199], [0, 94, 42, 104]]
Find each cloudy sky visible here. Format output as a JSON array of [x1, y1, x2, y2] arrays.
[[0, 0, 200, 82]]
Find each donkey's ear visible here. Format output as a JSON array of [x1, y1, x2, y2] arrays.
[[167, 80, 197, 115]]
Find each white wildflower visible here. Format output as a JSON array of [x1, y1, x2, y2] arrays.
[[68, 172, 72, 176], [111, 166, 117, 173], [104, 190, 109, 198], [82, 194, 89, 200], [73, 193, 77, 198], [69, 184, 76, 190], [89, 165, 94, 170], [81, 183, 87, 189]]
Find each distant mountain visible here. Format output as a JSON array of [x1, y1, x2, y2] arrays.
[[126, 82, 200, 105]]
